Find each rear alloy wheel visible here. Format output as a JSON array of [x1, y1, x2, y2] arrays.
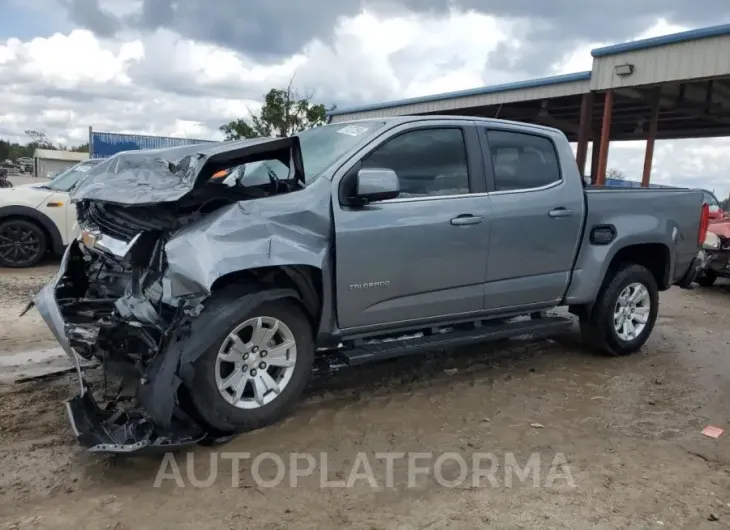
[[580, 263, 659, 356], [0, 219, 47, 268], [612, 282, 651, 341]]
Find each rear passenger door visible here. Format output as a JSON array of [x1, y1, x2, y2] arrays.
[[480, 126, 584, 310], [333, 121, 491, 331]]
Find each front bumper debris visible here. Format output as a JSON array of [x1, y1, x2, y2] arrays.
[[30, 242, 208, 454], [66, 389, 206, 454]]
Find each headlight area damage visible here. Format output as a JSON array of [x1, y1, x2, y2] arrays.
[[29, 136, 331, 454]]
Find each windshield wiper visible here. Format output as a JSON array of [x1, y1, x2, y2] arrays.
[[264, 162, 280, 188]]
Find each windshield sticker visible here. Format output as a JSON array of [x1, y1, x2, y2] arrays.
[[337, 125, 369, 137], [76, 165, 91, 172]]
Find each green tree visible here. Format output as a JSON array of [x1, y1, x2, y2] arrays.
[[0, 132, 87, 161], [71, 143, 89, 153], [220, 81, 334, 140]]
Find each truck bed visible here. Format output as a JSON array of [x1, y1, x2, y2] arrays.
[[564, 186, 704, 304]]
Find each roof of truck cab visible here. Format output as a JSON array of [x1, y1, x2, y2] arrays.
[[342, 115, 562, 134]]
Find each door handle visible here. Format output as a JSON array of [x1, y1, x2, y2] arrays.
[[548, 207, 575, 218], [450, 215, 483, 226]]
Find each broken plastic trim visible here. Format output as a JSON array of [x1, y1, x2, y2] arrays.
[[65, 388, 206, 454]]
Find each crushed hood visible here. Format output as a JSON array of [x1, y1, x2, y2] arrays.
[[70, 136, 304, 206]]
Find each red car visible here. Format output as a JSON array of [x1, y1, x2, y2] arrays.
[[703, 189, 726, 219], [697, 190, 730, 286]]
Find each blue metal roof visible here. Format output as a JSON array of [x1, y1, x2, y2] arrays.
[[327, 71, 592, 117], [591, 22, 730, 57]]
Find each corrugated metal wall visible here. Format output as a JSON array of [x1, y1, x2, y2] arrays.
[[591, 35, 730, 90], [35, 159, 77, 179], [90, 132, 216, 159]]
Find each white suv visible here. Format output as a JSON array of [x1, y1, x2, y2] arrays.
[[0, 158, 102, 268]]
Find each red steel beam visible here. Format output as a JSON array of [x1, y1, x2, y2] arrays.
[[641, 88, 661, 187]]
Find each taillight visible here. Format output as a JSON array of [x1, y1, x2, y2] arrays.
[[699, 202, 710, 246]]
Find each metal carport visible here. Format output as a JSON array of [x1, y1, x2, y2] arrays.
[[328, 23, 730, 186]]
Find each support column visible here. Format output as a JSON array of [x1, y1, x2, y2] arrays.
[[641, 88, 661, 187], [575, 92, 593, 177], [595, 90, 613, 186], [590, 127, 601, 184]]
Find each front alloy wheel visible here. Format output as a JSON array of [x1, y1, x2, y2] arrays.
[[189, 297, 314, 434], [215, 316, 298, 409]]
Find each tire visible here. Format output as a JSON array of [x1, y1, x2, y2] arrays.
[[696, 271, 717, 287], [188, 295, 314, 434], [580, 263, 659, 356], [0, 219, 47, 268]]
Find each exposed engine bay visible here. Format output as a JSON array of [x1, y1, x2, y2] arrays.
[[52, 184, 291, 451]]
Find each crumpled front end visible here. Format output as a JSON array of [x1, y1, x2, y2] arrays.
[[31, 176, 332, 454], [29, 128, 334, 454], [32, 231, 210, 453]]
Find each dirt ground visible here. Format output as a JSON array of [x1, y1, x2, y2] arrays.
[[0, 263, 58, 353], [2, 264, 730, 529]]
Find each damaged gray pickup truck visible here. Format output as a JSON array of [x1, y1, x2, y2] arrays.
[[31, 116, 707, 453]]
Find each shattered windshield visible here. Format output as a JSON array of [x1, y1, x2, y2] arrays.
[[236, 121, 386, 186]]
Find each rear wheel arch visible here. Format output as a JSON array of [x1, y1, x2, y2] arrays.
[[605, 242, 671, 291], [570, 242, 670, 322]]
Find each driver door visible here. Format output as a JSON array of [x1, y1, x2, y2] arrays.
[[333, 121, 491, 331]]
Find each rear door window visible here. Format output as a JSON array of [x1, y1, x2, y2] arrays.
[[486, 130, 561, 191]]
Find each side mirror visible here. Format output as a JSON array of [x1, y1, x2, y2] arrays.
[[354, 168, 400, 203], [583, 175, 591, 187]]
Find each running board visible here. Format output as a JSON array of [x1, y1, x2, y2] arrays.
[[337, 316, 572, 366]]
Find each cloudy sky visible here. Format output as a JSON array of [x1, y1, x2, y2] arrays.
[[1, 0, 730, 196]]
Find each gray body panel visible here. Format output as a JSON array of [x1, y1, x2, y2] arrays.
[[334, 194, 489, 328], [479, 122, 586, 310], [565, 187, 703, 304], [331, 118, 491, 330], [163, 177, 332, 296]]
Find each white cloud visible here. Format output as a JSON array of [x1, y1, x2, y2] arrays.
[[0, 10, 729, 198], [553, 18, 691, 75]]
